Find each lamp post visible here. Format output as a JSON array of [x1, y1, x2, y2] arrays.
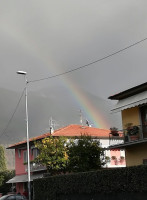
[[17, 71, 31, 200]]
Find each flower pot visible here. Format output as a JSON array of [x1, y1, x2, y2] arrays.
[[111, 131, 119, 136], [130, 135, 139, 141]]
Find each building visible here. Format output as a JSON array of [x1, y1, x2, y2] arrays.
[[52, 124, 125, 167], [108, 82, 147, 166], [7, 124, 125, 194]]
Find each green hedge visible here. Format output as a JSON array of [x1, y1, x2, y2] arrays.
[[33, 165, 147, 200], [0, 170, 15, 195]]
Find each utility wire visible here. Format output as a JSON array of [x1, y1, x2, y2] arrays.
[[2, 37, 147, 140], [29, 37, 147, 83], [0, 88, 25, 139]]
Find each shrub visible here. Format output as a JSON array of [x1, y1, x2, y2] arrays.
[[67, 135, 105, 172], [33, 165, 147, 200], [0, 170, 15, 195]]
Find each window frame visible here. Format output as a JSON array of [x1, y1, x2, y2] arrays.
[[23, 151, 27, 163], [33, 148, 39, 159], [18, 149, 21, 158]]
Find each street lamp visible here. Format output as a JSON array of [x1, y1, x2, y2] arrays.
[[17, 71, 31, 200]]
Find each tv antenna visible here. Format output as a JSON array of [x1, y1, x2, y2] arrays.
[[47, 117, 59, 134], [78, 109, 93, 127]]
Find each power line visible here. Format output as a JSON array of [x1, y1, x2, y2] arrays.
[[29, 37, 147, 83], [0, 88, 25, 139], [2, 37, 147, 140]]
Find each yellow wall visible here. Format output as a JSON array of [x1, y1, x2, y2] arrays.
[[121, 107, 140, 129], [125, 143, 147, 166]]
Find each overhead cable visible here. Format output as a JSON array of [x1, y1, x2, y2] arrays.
[[29, 37, 147, 83], [0, 88, 25, 139]]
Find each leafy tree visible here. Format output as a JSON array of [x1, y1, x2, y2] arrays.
[[35, 136, 68, 175], [67, 135, 105, 172], [0, 170, 15, 195], [0, 146, 7, 171], [0, 174, 4, 186]]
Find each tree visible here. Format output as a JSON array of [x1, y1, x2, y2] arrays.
[[35, 136, 68, 175], [67, 135, 105, 172], [0, 170, 15, 195], [0, 145, 7, 171]]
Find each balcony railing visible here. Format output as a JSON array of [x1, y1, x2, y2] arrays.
[[109, 125, 147, 146], [25, 162, 46, 172]]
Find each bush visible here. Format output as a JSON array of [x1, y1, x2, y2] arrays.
[[67, 135, 105, 172], [33, 165, 147, 200], [0, 146, 7, 171], [35, 136, 68, 175], [0, 170, 15, 195]]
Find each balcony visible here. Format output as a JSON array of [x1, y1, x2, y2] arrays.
[[25, 162, 46, 172], [109, 125, 147, 146]]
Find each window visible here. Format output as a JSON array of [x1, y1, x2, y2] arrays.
[[23, 182, 28, 191], [7, 196, 15, 200], [33, 148, 39, 159], [140, 105, 147, 138], [16, 195, 25, 200], [18, 149, 21, 158], [140, 105, 147, 125], [23, 151, 28, 163], [16, 196, 22, 200], [143, 159, 147, 165]]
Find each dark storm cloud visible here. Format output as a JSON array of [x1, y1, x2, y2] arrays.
[[0, 0, 147, 143]]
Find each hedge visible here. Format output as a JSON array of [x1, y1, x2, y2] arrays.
[[33, 165, 147, 200]]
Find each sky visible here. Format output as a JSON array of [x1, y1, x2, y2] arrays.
[[0, 0, 147, 143]]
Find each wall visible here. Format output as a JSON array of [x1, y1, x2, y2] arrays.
[[125, 143, 147, 166], [109, 150, 125, 167], [2, 145, 15, 170], [121, 107, 140, 129], [16, 182, 23, 195], [99, 139, 125, 167], [15, 147, 34, 175]]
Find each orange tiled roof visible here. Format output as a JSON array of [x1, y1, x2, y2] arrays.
[[7, 124, 110, 149], [7, 133, 50, 149], [52, 124, 110, 137]]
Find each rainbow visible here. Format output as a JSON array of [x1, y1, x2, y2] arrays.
[[63, 77, 109, 128], [3, 25, 109, 128]]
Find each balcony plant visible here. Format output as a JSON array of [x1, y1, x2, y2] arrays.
[[125, 123, 139, 141], [125, 123, 139, 135], [105, 156, 111, 163], [111, 156, 118, 165], [111, 156, 116, 160], [110, 127, 119, 136], [119, 156, 125, 164], [23, 160, 35, 165]]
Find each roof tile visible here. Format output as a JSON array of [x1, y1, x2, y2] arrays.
[[8, 124, 110, 149]]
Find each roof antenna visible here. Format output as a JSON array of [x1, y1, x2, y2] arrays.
[[86, 119, 92, 127], [79, 109, 83, 126], [48, 117, 59, 134], [86, 119, 90, 126], [49, 117, 54, 134]]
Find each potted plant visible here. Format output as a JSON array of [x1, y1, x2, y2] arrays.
[[111, 156, 118, 165], [110, 127, 119, 136], [105, 156, 111, 163], [125, 123, 133, 134], [119, 156, 125, 163], [111, 156, 117, 160], [125, 123, 139, 141], [105, 156, 111, 168]]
